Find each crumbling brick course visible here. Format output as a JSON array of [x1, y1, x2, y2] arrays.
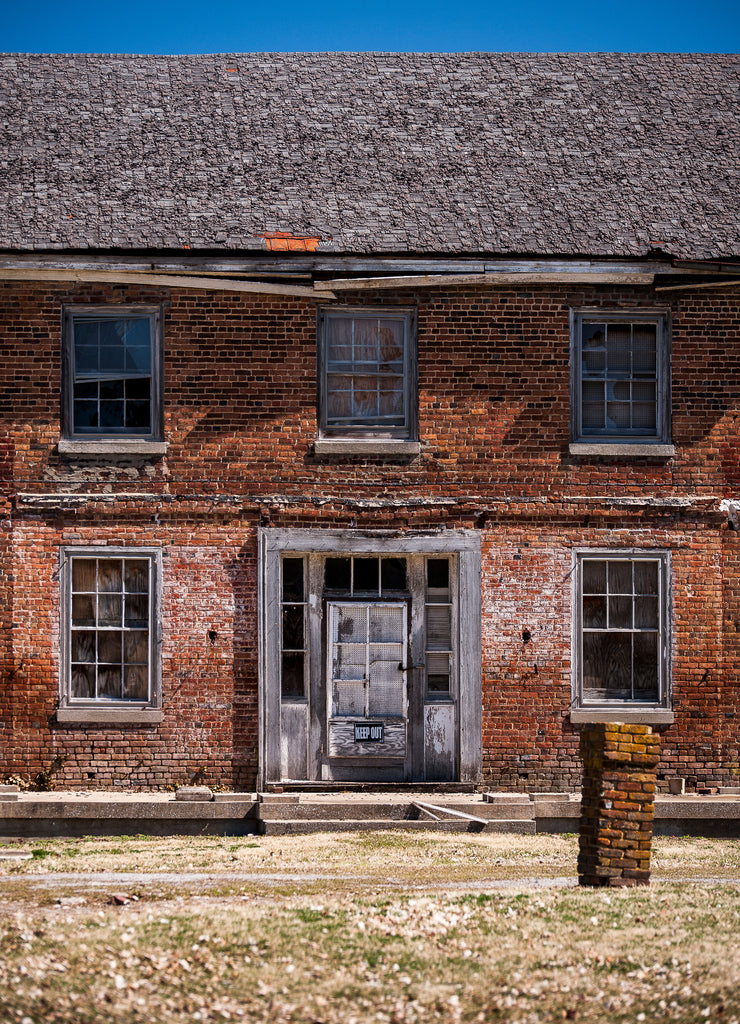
[[578, 723, 660, 886]]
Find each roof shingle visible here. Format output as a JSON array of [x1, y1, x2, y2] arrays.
[[1, 52, 737, 258]]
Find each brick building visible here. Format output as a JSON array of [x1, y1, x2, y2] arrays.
[[0, 53, 739, 791]]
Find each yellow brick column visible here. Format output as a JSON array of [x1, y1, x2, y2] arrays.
[[578, 723, 660, 887]]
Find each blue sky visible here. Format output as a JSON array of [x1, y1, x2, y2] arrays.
[[2, 0, 738, 53]]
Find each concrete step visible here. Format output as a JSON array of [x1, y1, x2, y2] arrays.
[[257, 800, 535, 822], [260, 817, 536, 836]]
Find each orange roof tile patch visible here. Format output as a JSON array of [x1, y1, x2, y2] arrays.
[[260, 231, 320, 252]]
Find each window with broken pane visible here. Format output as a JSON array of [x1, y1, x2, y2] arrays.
[[281, 557, 307, 699], [68, 555, 152, 702], [324, 556, 407, 596], [578, 555, 669, 706], [318, 309, 417, 438], [63, 306, 162, 439], [573, 312, 669, 442]]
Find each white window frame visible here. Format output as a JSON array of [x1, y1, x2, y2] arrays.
[[569, 308, 673, 456], [59, 304, 167, 456], [571, 549, 673, 725], [57, 547, 162, 724]]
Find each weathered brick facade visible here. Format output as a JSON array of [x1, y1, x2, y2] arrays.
[[1, 279, 739, 791]]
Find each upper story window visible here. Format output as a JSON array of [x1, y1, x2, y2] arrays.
[[62, 306, 163, 442], [571, 310, 670, 447], [317, 308, 417, 442]]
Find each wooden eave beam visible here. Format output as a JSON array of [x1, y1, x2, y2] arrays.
[[0, 267, 336, 300], [655, 278, 740, 293], [317, 271, 655, 291]]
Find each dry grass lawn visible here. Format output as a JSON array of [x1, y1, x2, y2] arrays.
[[1, 832, 739, 1023]]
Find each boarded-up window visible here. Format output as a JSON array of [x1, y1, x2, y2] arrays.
[[577, 554, 669, 707], [68, 555, 152, 702]]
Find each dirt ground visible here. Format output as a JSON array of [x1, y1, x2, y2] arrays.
[[1, 832, 739, 1023]]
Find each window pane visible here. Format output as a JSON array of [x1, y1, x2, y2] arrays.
[[71, 631, 96, 663], [72, 595, 95, 626], [124, 665, 148, 700], [352, 382, 379, 419], [634, 596, 659, 629], [282, 605, 304, 650], [74, 401, 98, 430], [126, 400, 151, 431], [354, 318, 378, 363], [426, 653, 450, 693], [325, 557, 351, 591], [354, 557, 379, 592], [281, 652, 305, 698], [126, 346, 151, 374], [581, 324, 606, 376], [333, 607, 367, 644], [609, 596, 632, 629], [606, 402, 631, 429], [72, 559, 96, 593], [426, 605, 451, 651], [427, 559, 449, 590], [606, 325, 631, 375], [71, 665, 95, 698], [100, 400, 125, 429], [608, 562, 632, 594], [75, 346, 99, 375], [125, 560, 149, 593], [98, 560, 123, 593], [100, 380, 125, 400], [632, 403, 657, 431], [282, 558, 304, 601], [634, 561, 658, 595], [583, 595, 606, 628], [583, 632, 632, 700], [98, 594, 122, 626], [124, 631, 148, 664], [378, 320, 404, 362], [326, 317, 353, 362], [632, 325, 657, 375], [125, 594, 149, 628], [381, 557, 407, 591], [98, 667, 122, 699], [99, 631, 122, 663], [582, 561, 606, 594], [582, 404, 605, 430], [634, 633, 659, 699]]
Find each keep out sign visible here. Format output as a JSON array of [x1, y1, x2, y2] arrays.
[[354, 723, 385, 742]]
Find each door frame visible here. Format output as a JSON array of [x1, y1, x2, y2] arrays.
[[257, 527, 482, 788]]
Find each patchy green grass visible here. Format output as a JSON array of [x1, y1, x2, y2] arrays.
[[1, 834, 740, 1022]]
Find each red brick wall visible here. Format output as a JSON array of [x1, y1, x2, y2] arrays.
[[1, 279, 739, 790]]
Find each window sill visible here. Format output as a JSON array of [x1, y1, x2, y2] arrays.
[[570, 708, 674, 725], [569, 442, 676, 457], [314, 438, 421, 457], [57, 707, 163, 725], [58, 439, 168, 457]]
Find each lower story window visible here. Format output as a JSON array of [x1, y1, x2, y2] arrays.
[[61, 548, 161, 710], [575, 551, 670, 708]]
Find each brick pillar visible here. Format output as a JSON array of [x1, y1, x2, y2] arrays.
[[578, 723, 660, 887]]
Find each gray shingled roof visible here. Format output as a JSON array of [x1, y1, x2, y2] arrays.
[[0, 52, 738, 258]]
